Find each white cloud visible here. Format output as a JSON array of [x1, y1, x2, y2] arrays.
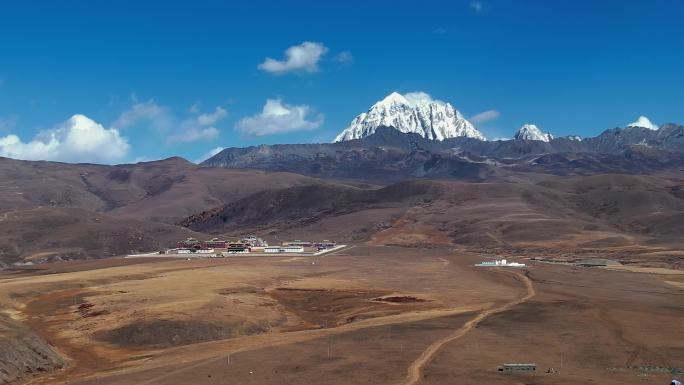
[[133, 156, 155, 163], [113, 99, 171, 130], [470, 1, 484, 13], [195, 146, 224, 164], [0, 114, 130, 163], [627, 115, 658, 130], [258, 42, 328, 74], [169, 105, 227, 142], [235, 99, 324, 136], [168, 126, 220, 143], [197, 106, 227, 126], [115, 99, 226, 143], [404, 92, 446, 106], [470, 109, 501, 124]]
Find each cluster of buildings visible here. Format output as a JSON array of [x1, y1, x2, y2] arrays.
[[175, 236, 267, 254], [168, 237, 337, 255], [262, 240, 338, 254]]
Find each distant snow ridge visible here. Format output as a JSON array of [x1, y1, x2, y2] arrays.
[[514, 124, 554, 142], [333, 92, 485, 142], [627, 116, 658, 130]]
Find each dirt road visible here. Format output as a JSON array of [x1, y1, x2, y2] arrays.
[[75, 269, 532, 385], [400, 269, 535, 385]]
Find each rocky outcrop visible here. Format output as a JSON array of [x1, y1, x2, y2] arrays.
[[0, 313, 66, 385]]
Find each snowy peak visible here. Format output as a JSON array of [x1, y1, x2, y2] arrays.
[[514, 124, 554, 142], [333, 92, 485, 142], [627, 116, 658, 130], [377, 91, 410, 107]]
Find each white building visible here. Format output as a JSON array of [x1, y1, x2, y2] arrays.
[[264, 246, 282, 253], [283, 246, 304, 253], [242, 236, 268, 247], [475, 259, 526, 267]]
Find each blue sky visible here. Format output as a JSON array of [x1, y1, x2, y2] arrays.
[[0, 0, 683, 163]]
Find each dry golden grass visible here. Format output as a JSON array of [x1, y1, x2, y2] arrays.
[[2, 246, 682, 385]]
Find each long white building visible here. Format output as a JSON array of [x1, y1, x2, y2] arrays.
[[475, 259, 526, 267]]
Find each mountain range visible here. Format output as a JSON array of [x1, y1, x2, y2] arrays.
[[331, 92, 667, 144], [203, 124, 684, 181], [204, 92, 684, 181], [3, 152, 680, 268], [1, 92, 684, 269], [513, 124, 555, 142], [333, 92, 485, 142]]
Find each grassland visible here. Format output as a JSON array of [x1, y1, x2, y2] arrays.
[[1, 245, 682, 385]]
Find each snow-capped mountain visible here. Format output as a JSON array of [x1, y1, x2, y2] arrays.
[[627, 116, 658, 130], [333, 92, 485, 142], [514, 124, 554, 142]]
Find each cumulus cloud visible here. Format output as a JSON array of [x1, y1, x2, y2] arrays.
[[627, 115, 658, 130], [404, 92, 446, 106], [0, 114, 130, 163], [235, 99, 324, 136], [258, 42, 328, 74], [197, 106, 227, 126], [469, 109, 501, 124], [195, 146, 224, 164]]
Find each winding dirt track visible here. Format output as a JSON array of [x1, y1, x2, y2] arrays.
[[399, 270, 535, 385], [130, 269, 533, 385]]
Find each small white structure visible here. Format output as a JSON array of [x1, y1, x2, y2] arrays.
[[475, 259, 526, 267], [264, 246, 282, 253], [283, 246, 304, 253], [196, 248, 215, 254], [164, 249, 192, 254], [498, 363, 537, 372]]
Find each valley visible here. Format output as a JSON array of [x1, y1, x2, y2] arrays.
[[1, 246, 682, 385], [4, 3, 684, 384], [1, 121, 683, 385]]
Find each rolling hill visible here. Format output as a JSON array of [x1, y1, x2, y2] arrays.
[[0, 156, 327, 265], [179, 173, 684, 267]]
